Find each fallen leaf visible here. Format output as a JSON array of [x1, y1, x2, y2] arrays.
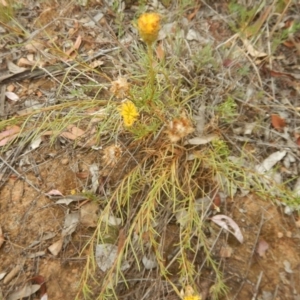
[[175, 209, 189, 227], [18, 57, 35, 67], [48, 239, 63, 256], [211, 214, 244, 243], [45, 189, 64, 197], [242, 38, 267, 58], [7, 283, 41, 300], [0, 272, 6, 280], [0, 126, 20, 141], [55, 195, 87, 205], [4, 264, 23, 284], [30, 137, 42, 150], [100, 210, 122, 226], [7, 60, 27, 74], [89, 60, 104, 68], [80, 202, 99, 228], [31, 275, 47, 299], [5, 91, 19, 101], [187, 134, 218, 145], [260, 290, 273, 300], [256, 238, 269, 257], [0, 133, 19, 147], [271, 114, 286, 131], [60, 126, 85, 140], [255, 150, 286, 173], [27, 251, 46, 258], [65, 35, 82, 58], [95, 244, 130, 272], [142, 252, 158, 269], [61, 211, 80, 236], [283, 260, 293, 273]]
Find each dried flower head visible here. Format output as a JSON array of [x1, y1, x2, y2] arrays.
[[166, 112, 194, 143], [119, 100, 139, 127], [102, 144, 122, 166], [110, 77, 130, 99], [137, 13, 160, 45]]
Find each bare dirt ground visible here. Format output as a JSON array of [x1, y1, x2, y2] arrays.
[[1, 1, 300, 300]]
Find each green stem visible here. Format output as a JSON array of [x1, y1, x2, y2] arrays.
[[147, 43, 155, 98]]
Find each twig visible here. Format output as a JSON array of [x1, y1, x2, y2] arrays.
[[0, 155, 42, 193], [0, 84, 6, 118], [251, 271, 263, 300]]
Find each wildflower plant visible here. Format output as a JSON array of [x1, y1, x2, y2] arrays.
[[137, 13, 161, 95]]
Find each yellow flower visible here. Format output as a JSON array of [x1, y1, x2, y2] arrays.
[[137, 13, 160, 45], [183, 296, 201, 300], [119, 100, 139, 127], [181, 285, 201, 300]]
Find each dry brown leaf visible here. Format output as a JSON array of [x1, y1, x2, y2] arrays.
[[271, 114, 286, 131], [60, 125, 85, 140], [18, 57, 35, 67], [0, 126, 20, 147], [89, 60, 104, 69], [211, 214, 244, 243], [48, 238, 63, 256], [31, 275, 47, 299], [242, 38, 267, 58], [0, 125, 20, 141], [65, 35, 82, 59], [7, 61, 27, 74], [80, 202, 99, 228], [4, 264, 23, 284], [7, 283, 41, 300], [5, 91, 19, 101], [45, 189, 64, 197], [25, 41, 45, 53]]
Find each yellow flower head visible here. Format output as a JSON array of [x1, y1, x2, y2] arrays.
[[137, 13, 160, 45], [183, 296, 201, 300], [181, 285, 202, 300], [119, 100, 139, 127]]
